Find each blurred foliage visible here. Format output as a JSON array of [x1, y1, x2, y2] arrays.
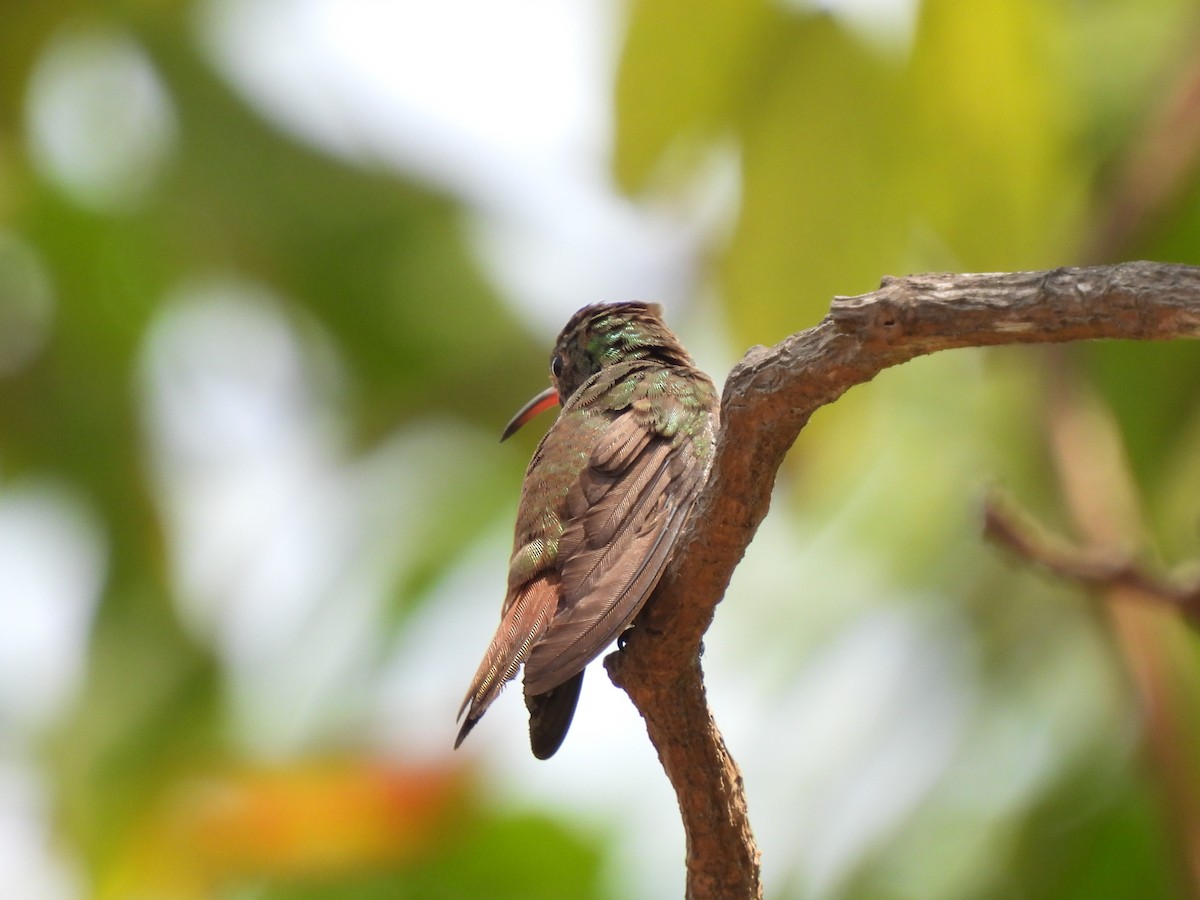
[[3, 0, 1200, 897]]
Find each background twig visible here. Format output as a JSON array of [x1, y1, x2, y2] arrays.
[[1040, 372, 1200, 895], [984, 492, 1200, 626]]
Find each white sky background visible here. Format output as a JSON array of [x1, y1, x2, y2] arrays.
[[2, 0, 1126, 897], [199, 0, 725, 329]]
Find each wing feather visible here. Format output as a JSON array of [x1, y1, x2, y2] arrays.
[[523, 411, 707, 695]]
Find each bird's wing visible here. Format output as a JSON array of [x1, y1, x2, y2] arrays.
[[522, 409, 708, 695], [455, 572, 559, 747]]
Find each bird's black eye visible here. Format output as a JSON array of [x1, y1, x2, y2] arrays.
[[551, 354, 563, 378]]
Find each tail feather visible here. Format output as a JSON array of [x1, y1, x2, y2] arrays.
[[526, 671, 584, 759], [455, 574, 559, 747]]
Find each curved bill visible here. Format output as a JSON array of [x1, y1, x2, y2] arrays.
[[500, 386, 559, 442]]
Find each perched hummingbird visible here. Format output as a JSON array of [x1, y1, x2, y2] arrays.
[[455, 302, 719, 759]]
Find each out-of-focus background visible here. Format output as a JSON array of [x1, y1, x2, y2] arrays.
[[3, 1, 1200, 897]]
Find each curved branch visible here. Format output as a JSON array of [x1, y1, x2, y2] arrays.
[[605, 261, 1200, 899]]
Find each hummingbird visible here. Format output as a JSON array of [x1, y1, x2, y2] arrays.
[[455, 302, 719, 759]]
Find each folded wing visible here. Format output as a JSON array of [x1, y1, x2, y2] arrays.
[[522, 409, 707, 695]]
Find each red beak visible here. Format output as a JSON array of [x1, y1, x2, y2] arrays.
[[500, 386, 559, 442]]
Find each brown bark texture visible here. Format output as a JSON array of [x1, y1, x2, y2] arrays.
[[605, 261, 1200, 899]]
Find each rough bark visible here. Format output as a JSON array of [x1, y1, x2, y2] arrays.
[[605, 261, 1200, 899]]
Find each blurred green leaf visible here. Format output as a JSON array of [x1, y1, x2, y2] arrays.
[[613, 0, 779, 192], [262, 811, 606, 900], [902, 0, 1081, 269], [1006, 765, 1184, 900], [721, 14, 908, 345]]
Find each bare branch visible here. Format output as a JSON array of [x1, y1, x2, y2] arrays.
[[984, 492, 1200, 626], [605, 261, 1200, 899]]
